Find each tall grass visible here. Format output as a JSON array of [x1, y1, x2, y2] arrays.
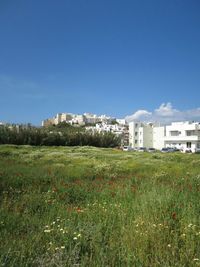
[[1, 145, 200, 266]]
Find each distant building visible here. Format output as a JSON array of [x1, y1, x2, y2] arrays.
[[42, 112, 115, 127], [116, 119, 127, 125]]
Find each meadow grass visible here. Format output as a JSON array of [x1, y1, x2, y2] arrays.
[[1, 145, 200, 266]]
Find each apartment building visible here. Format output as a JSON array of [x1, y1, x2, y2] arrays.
[[129, 122, 153, 148], [129, 121, 200, 152], [164, 121, 200, 152]]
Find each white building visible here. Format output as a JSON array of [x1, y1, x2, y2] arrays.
[[129, 122, 153, 148], [129, 121, 200, 152], [153, 126, 165, 150], [164, 121, 200, 153], [116, 119, 127, 125], [42, 113, 115, 126]]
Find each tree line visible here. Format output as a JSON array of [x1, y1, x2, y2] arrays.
[[0, 123, 121, 147]]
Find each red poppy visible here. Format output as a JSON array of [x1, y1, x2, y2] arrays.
[[172, 212, 176, 220]]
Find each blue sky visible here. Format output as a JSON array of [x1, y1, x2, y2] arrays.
[[0, 0, 200, 125]]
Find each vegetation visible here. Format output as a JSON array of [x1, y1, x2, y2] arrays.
[[1, 145, 200, 266], [0, 124, 120, 147]]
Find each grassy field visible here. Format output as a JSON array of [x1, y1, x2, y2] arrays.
[[1, 145, 200, 266]]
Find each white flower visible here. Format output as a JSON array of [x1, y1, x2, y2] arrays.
[[73, 237, 78, 240], [44, 229, 51, 233], [61, 246, 65, 249]]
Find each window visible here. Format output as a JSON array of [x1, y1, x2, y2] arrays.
[[170, 131, 179, 136], [135, 132, 138, 136], [186, 130, 195, 136], [135, 140, 137, 144]]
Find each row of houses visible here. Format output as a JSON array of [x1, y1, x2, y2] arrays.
[[86, 121, 129, 145], [42, 112, 115, 126], [129, 121, 200, 153]]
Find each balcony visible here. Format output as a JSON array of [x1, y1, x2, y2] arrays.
[[164, 135, 200, 141]]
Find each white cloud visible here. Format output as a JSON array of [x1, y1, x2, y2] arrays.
[[154, 103, 179, 117], [125, 110, 152, 121], [125, 103, 200, 124]]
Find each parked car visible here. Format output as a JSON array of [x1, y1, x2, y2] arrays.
[[167, 147, 179, 152], [161, 148, 169, 153], [147, 148, 156, 153], [123, 146, 133, 151], [171, 147, 180, 152], [137, 147, 147, 152]]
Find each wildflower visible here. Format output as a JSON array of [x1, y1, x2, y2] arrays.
[[73, 237, 78, 240], [77, 233, 81, 237], [44, 229, 51, 233], [172, 212, 176, 220], [167, 244, 171, 248], [61, 246, 65, 249], [76, 208, 84, 213], [193, 258, 200, 261]]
